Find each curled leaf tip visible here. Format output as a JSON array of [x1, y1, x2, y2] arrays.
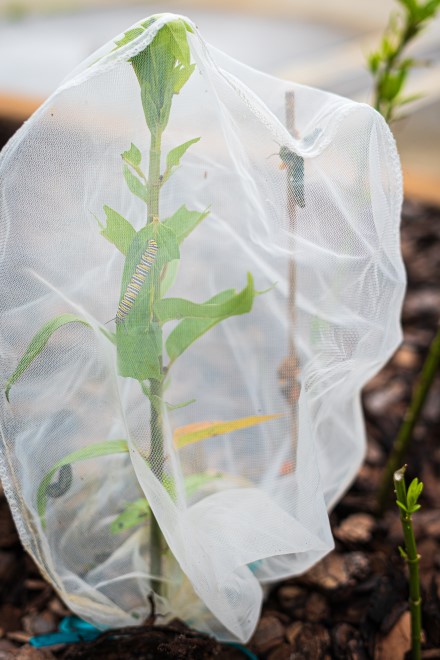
[[394, 465, 407, 481]]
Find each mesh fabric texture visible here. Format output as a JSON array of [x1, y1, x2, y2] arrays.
[[0, 13, 405, 642]]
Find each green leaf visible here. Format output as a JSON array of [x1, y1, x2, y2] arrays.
[[398, 545, 408, 559], [122, 143, 146, 182], [396, 500, 409, 513], [379, 69, 408, 102], [100, 205, 136, 255], [140, 382, 194, 413], [184, 471, 224, 499], [160, 259, 179, 297], [110, 470, 226, 534], [407, 477, 423, 510], [173, 63, 196, 94], [114, 27, 145, 48], [110, 498, 149, 534], [122, 142, 142, 167], [165, 288, 236, 363], [174, 413, 283, 449], [5, 314, 91, 402], [165, 399, 195, 411], [418, 0, 440, 20], [117, 322, 162, 381], [123, 165, 149, 204], [162, 205, 209, 244], [140, 16, 159, 29], [37, 440, 129, 528], [368, 52, 381, 74], [162, 138, 200, 184], [165, 20, 191, 67], [129, 19, 194, 133], [155, 272, 256, 323]]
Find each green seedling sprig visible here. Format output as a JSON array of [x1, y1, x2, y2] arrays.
[[5, 15, 280, 599], [370, 0, 440, 514], [393, 466, 423, 660], [368, 0, 440, 122]]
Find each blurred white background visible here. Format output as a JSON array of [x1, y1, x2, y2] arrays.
[[0, 0, 439, 201]]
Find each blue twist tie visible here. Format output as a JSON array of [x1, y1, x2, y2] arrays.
[[29, 616, 102, 648]]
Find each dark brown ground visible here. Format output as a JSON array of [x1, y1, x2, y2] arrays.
[[0, 117, 439, 659]]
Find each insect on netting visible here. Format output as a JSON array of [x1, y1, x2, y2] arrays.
[[0, 13, 405, 642]]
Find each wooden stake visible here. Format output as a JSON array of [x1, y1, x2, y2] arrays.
[[277, 90, 300, 471]]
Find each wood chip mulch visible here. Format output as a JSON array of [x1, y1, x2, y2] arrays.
[[0, 112, 439, 660]]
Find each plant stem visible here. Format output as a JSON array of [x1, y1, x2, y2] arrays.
[[147, 126, 167, 596], [377, 323, 440, 514], [373, 17, 417, 121], [147, 130, 162, 224], [149, 375, 165, 594], [393, 466, 422, 660]]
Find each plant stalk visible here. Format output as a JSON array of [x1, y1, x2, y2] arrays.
[[372, 8, 420, 122], [393, 466, 422, 660], [147, 126, 167, 596], [377, 323, 440, 514]]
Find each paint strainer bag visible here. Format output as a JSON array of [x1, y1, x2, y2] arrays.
[[0, 13, 405, 642]]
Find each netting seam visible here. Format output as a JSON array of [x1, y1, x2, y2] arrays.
[[0, 448, 31, 547]]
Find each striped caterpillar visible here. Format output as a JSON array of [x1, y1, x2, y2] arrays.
[[114, 239, 158, 325]]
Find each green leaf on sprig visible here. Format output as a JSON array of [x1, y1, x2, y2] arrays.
[[398, 545, 408, 559], [114, 27, 145, 48], [155, 272, 256, 323], [407, 477, 423, 511], [184, 472, 223, 499], [130, 18, 194, 134], [110, 498, 149, 534], [5, 314, 91, 402], [166, 288, 238, 363], [38, 440, 129, 528], [140, 381, 194, 413], [163, 205, 209, 244], [160, 259, 179, 297], [161, 138, 200, 185], [165, 19, 192, 67], [173, 63, 196, 94], [111, 470, 224, 535], [368, 52, 381, 74], [396, 500, 409, 513], [117, 322, 162, 381], [379, 70, 408, 102], [166, 399, 195, 411], [122, 143, 146, 182], [123, 165, 149, 204], [99, 205, 136, 255]]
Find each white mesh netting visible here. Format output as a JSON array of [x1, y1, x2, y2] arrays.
[[0, 13, 405, 642]]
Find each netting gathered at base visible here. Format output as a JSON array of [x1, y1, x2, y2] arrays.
[[0, 13, 405, 642]]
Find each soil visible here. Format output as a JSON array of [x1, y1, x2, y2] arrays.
[[0, 118, 439, 659]]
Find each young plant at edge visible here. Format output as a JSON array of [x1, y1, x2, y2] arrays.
[[393, 465, 423, 660]]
